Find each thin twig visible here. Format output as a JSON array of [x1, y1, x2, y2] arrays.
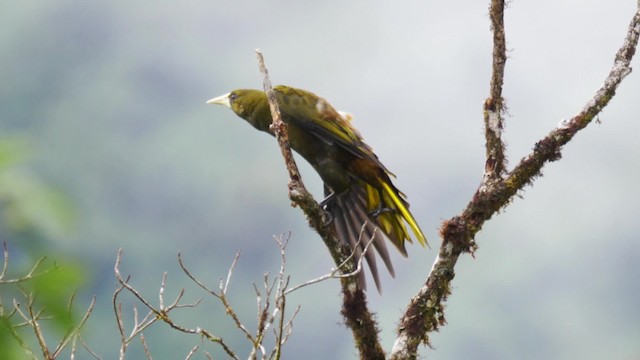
[[0, 252, 57, 285], [25, 292, 50, 359], [78, 336, 102, 360], [184, 345, 200, 360], [1, 242, 9, 279], [140, 333, 152, 360], [179, 252, 254, 342], [284, 224, 376, 294], [223, 252, 241, 295], [114, 250, 158, 315], [113, 282, 128, 357], [52, 296, 96, 358], [114, 249, 238, 359]]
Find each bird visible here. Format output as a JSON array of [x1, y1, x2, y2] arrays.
[[207, 85, 427, 291]]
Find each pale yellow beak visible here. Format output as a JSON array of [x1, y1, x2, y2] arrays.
[[206, 93, 231, 107]]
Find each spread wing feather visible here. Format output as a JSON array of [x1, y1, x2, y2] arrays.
[[274, 85, 393, 175]]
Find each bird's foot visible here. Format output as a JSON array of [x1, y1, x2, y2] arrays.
[[319, 192, 336, 225], [322, 211, 333, 226], [370, 205, 395, 219]]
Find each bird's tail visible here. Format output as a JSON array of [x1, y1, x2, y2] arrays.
[[326, 180, 426, 292], [364, 180, 428, 254], [327, 186, 394, 292]]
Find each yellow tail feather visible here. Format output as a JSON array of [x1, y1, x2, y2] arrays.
[[380, 182, 428, 247]]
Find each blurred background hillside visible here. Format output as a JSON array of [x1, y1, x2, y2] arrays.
[[1, 1, 639, 358]]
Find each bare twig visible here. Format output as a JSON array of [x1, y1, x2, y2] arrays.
[[77, 336, 101, 359], [262, 234, 301, 360], [184, 344, 200, 360], [177, 252, 235, 299], [390, 3, 640, 359], [272, 305, 300, 360], [51, 296, 96, 358], [114, 249, 238, 360], [1, 242, 9, 279], [139, 333, 152, 360], [284, 224, 376, 294], [0, 243, 57, 285], [243, 233, 301, 360], [188, 234, 300, 360], [1, 247, 99, 359], [222, 252, 240, 295], [23, 292, 51, 359], [178, 252, 254, 343], [113, 281, 128, 355]]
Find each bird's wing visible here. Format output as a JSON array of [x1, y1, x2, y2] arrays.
[[274, 86, 393, 175]]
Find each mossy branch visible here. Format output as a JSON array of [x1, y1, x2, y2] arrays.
[[255, 50, 386, 359], [390, 2, 640, 359]]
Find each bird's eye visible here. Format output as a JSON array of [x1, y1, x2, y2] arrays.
[[229, 93, 238, 103]]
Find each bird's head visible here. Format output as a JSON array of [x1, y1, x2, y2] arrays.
[[207, 89, 272, 132]]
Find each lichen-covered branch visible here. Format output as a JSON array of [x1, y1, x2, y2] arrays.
[[254, 50, 351, 275], [255, 50, 386, 360], [483, 0, 508, 181], [390, 3, 640, 359]]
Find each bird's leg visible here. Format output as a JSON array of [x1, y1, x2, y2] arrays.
[[319, 191, 336, 209], [370, 206, 395, 218], [369, 189, 395, 219]]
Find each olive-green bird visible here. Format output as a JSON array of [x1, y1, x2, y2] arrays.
[[208, 85, 427, 291]]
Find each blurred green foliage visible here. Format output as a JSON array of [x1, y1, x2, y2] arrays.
[[0, 135, 86, 359], [0, 136, 75, 240]]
